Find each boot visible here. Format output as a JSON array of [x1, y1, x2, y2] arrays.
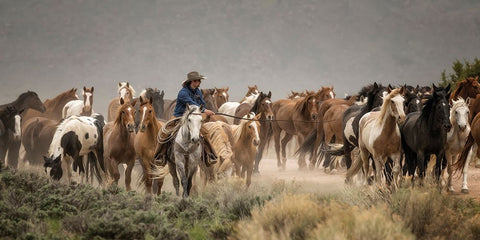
[[202, 137, 218, 167]]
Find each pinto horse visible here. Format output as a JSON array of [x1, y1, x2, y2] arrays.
[[401, 84, 451, 184], [0, 91, 46, 168], [62, 86, 94, 118], [270, 91, 320, 170], [214, 87, 229, 109], [134, 96, 165, 195], [218, 85, 260, 124], [347, 87, 405, 187], [230, 113, 261, 187], [104, 98, 137, 191], [43, 115, 103, 184], [107, 82, 135, 122]]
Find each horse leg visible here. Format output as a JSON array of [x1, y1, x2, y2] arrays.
[[176, 159, 189, 197], [434, 152, 445, 184], [281, 133, 293, 170], [273, 127, 282, 168], [391, 154, 402, 190], [124, 161, 134, 191], [254, 137, 267, 174], [140, 157, 153, 195], [416, 151, 426, 185], [7, 138, 21, 169], [445, 152, 454, 192], [156, 178, 165, 196], [461, 147, 476, 193], [359, 148, 370, 185], [168, 161, 180, 196], [245, 160, 253, 187]]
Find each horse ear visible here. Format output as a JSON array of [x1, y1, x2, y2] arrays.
[[149, 96, 153, 104], [400, 86, 405, 95], [226, 87, 229, 91], [387, 84, 393, 93], [126, 82, 130, 88], [445, 84, 451, 93], [132, 98, 138, 107], [83, 86, 87, 92], [139, 96, 144, 104], [466, 97, 471, 105], [118, 82, 122, 87], [160, 90, 164, 97], [268, 91, 272, 98]]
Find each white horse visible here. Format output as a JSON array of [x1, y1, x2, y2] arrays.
[[218, 90, 259, 124], [444, 97, 470, 192], [62, 86, 94, 118]]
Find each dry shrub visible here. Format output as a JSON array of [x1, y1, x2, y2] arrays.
[[232, 194, 327, 240]]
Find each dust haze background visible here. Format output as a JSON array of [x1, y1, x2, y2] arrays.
[[1, 0, 479, 115]]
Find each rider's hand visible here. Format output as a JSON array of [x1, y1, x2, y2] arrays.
[[204, 109, 215, 116]]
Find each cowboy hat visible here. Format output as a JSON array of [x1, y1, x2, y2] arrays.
[[182, 71, 207, 86]]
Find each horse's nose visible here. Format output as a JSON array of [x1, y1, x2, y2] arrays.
[[312, 114, 317, 120], [140, 125, 146, 132], [127, 124, 135, 132], [444, 123, 452, 131], [459, 124, 467, 132], [191, 137, 199, 143], [267, 115, 273, 121], [253, 139, 260, 146]]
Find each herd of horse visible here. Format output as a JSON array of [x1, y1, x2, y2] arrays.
[[1, 77, 480, 197]]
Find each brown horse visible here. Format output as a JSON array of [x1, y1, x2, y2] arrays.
[[316, 86, 336, 100], [107, 82, 135, 122], [134, 96, 165, 195], [214, 87, 229, 109], [0, 91, 46, 168], [449, 76, 480, 102], [104, 98, 137, 191], [21, 117, 59, 166], [22, 88, 78, 123], [271, 91, 320, 170], [230, 113, 261, 187]]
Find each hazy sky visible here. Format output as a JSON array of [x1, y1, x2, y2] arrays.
[[1, 0, 479, 114]]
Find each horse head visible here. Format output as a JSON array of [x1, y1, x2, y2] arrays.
[[82, 86, 94, 113], [431, 84, 452, 131], [384, 86, 406, 123], [117, 97, 137, 133], [298, 92, 319, 120], [201, 89, 218, 112], [17, 91, 46, 113], [252, 91, 274, 121], [451, 97, 470, 132], [118, 82, 135, 103], [43, 155, 63, 180], [214, 87, 229, 108], [403, 85, 422, 114], [184, 105, 203, 143], [138, 96, 156, 133], [317, 86, 336, 100]]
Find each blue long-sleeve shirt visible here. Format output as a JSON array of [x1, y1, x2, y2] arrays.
[[173, 86, 206, 117]]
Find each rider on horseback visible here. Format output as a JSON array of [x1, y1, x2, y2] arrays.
[[153, 71, 218, 166]]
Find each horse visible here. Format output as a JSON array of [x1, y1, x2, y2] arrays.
[[104, 98, 137, 191], [404, 86, 423, 114], [140, 88, 165, 120], [401, 84, 451, 185], [107, 82, 135, 122], [43, 115, 104, 184], [449, 76, 480, 102], [229, 113, 261, 187], [231, 91, 274, 174], [346, 87, 405, 187], [287, 90, 306, 99], [218, 85, 260, 124], [0, 91, 46, 168], [134, 96, 165, 195], [442, 98, 470, 192], [152, 105, 203, 197], [270, 91, 320, 170], [22, 88, 78, 123], [21, 117, 59, 166], [62, 86, 94, 118], [214, 87, 229, 109]]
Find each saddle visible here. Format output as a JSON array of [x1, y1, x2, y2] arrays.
[[153, 118, 217, 167]]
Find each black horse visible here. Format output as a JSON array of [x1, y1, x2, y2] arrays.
[[401, 84, 451, 184], [0, 91, 46, 168], [135, 88, 165, 131]]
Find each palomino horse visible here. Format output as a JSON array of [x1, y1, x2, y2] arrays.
[[401, 84, 451, 184], [107, 82, 135, 122], [43, 115, 103, 184], [230, 113, 261, 187], [104, 98, 137, 191], [347, 87, 405, 187], [271, 91, 320, 170], [214, 87, 229, 109], [154, 105, 203, 197], [134, 96, 165, 195], [0, 91, 46, 168], [62, 86, 94, 118], [442, 98, 470, 192]]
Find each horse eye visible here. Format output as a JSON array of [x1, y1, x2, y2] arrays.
[[149, 110, 152, 113]]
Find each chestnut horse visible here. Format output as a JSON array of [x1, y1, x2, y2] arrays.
[[449, 76, 480, 103], [21, 117, 59, 166], [270, 91, 320, 170], [107, 82, 135, 122], [62, 86, 94, 118], [0, 91, 46, 168], [134, 96, 165, 195], [104, 98, 137, 191]]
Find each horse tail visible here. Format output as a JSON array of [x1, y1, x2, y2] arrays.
[[345, 153, 363, 182], [151, 164, 170, 179], [295, 130, 316, 157], [453, 132, 474, 174]]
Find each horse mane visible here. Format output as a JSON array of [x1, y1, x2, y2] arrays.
[[420, 87, 449, 120], [114, 99, 136, 126], [294, 92, 316, 118], [451, 79, 466, 99], [202, 122, 233, 165], [44, 88, 78, 110], [250, 91, 269, 113], [378, 88, 402, 124]]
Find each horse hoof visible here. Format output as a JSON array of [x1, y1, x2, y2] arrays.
[[461, 189, 469, 194], [253, 172, 260, 176]]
